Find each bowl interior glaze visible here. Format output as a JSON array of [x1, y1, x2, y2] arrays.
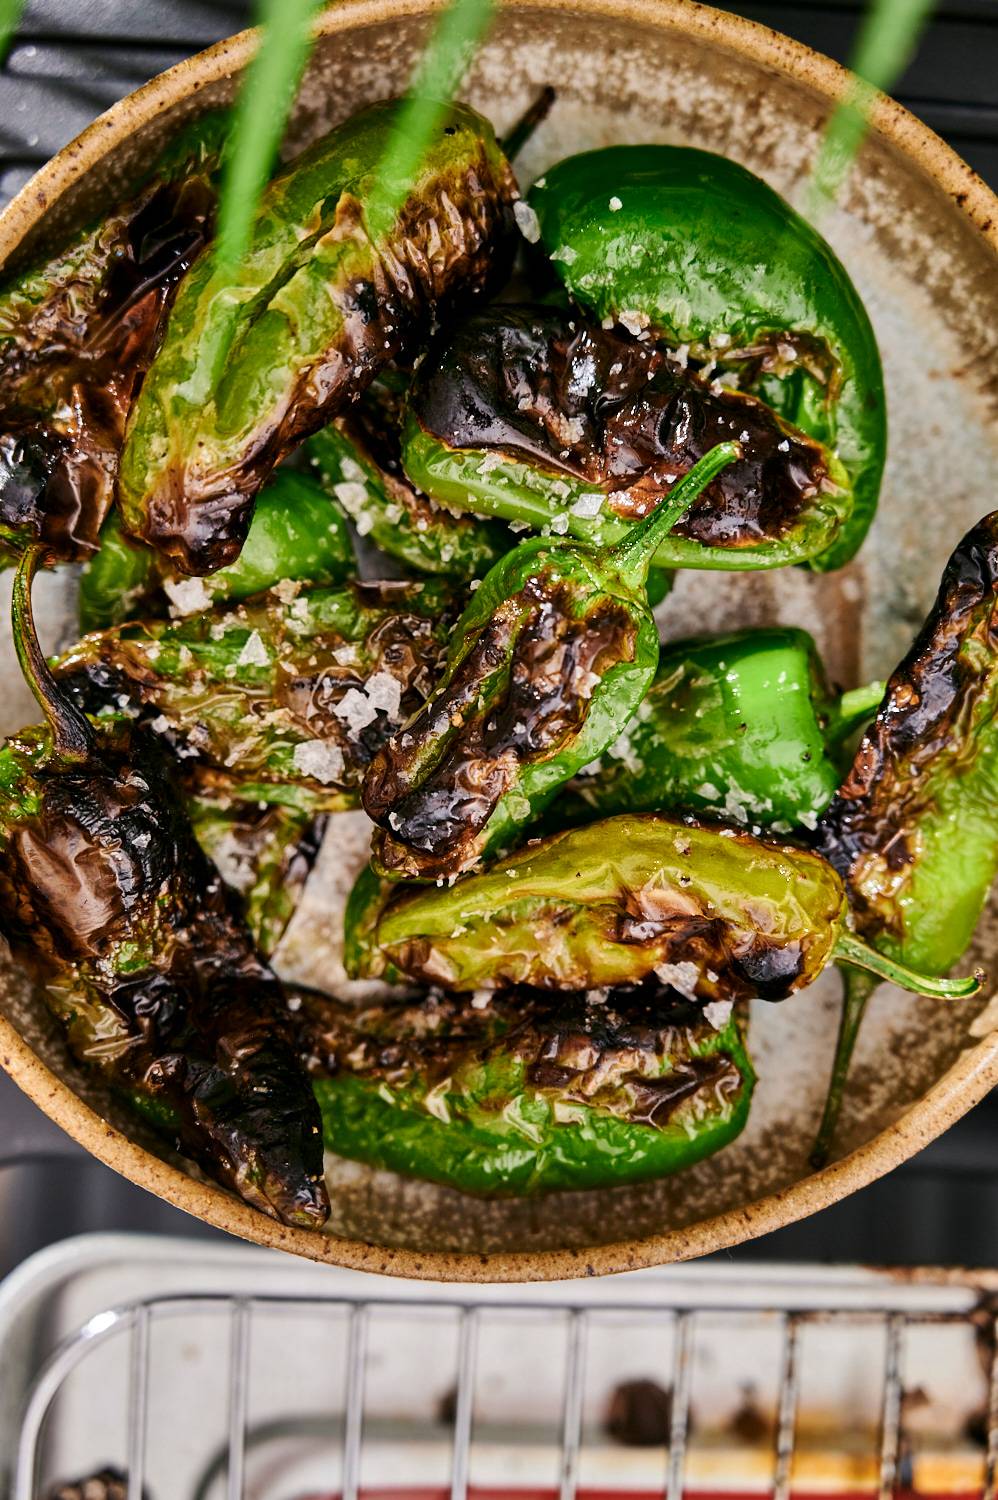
[[0, 0, 997, 1281]]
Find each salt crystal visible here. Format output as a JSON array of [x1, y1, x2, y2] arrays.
[[570, 492, 603, 519], [513, 200, 541, 243], [292, 739, 345, 785], [702, 998, 734, 1031], [164, 577, 213, 616], [366, 671, 402, 720], [333, 687, 378, 734], [237, 630, 270, 667]]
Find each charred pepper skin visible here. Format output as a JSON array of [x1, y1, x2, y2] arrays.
[[528, 147, 886, 571], [362, 445, 739, 881], [119, 100, 518, 576], [79, 469, 356, 632], [352, 812, 980, 1001], [0, 112, 228, 568], [402, 305, 851, 570], [58, 578, 456, 814], [812, 511, 998, 1164], [0, 554, 329, 1227], [303, 983, 754, 1196], [306, 374, 510, 582], [554, 628, 884, 834]]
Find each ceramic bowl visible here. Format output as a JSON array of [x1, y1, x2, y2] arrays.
[[1, 0, 997, 1280]]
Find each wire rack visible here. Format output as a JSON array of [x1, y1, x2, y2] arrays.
[[13, 1276, 998, 1500]]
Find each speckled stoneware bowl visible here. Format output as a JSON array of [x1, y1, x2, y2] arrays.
[[1, 0, 997, 1281]]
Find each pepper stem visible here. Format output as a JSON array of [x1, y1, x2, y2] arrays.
[[832, 929, 982, 998], [502, 85, 556, 160], [12, 547, 92, 763], [610, 442, 742, 588], [825, 679, 886, 750], [809, 964, 877, 1170]]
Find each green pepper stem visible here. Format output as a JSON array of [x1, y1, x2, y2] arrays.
[[832, 929, 982, 998], [610, 442, 742, 588], [12, 547, 92, 763], [826, 679, 886, 749], [502, 85, 556, 160], [809, 964, 877, 1170]]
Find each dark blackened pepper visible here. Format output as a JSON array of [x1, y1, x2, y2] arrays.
[[0, 549, 329, 1227]]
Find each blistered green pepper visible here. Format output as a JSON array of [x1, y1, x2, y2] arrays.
[[812, 511, 998, 1163], [352, 812, 979, 1003], [58, 578, 455, 814], [119, 100, 517, 574], [0, 111, 228, 567], [554, 628, 883, 833], [0, 550, 328, 1227], [79, 470, 356, 632], [304, 983, 754, 1196], [402, 304, 851, 571], [306, 374, 510, 582], [362, 445, 738, 881], [528, 147, 886, 570]]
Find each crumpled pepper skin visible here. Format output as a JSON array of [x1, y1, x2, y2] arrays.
[[0, 112, 228, 567], [528, 146, 886, 571], [812, 510, 998, 1163], [303, 981, 754, 1196], [58, 578, 456, 813], [363, 446, 738, 881], [402, 304, 851, 570], [119, 100, 518, 575], [0, 553, 328, 1227]]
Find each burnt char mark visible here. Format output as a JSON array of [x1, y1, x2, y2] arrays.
[[0, 722, 329, 1227], [816, 513, 998, 934], [0, 174, 215, 563], [731, 938, 806, 1000], [157, 147, 517, 576], [363, 575, 636, 874], [299, 977, 745, 1132], [411, 304, 831, 547]]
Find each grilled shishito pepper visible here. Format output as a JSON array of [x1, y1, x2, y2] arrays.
[[307, 374, 510, 581], [556, 628, 884, 833], [352, 813, 980, 1002], [303, 983, 754, 1196], [119, 100, 518, 575], [0, 551, 328, 1226], [363, 445, 740, 881], [79, 469, 356, 632], [813, 511, 998, 1163], [528, 147, 886, 571], [0, 112, 228, 567], [58, 578, 456, 813], [402, 305, 850, 570]]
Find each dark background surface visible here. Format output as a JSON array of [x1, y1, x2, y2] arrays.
[[0, 0, 997, 1278]]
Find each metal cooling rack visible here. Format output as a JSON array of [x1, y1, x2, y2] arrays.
[[12, 1272, 998, 1500]]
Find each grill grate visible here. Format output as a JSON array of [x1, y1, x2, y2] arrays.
[[0, 2, 995, 204], [13, 1280, 998, 1500]]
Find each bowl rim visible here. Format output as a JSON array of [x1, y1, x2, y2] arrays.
[[1, 0, 997, 1282]]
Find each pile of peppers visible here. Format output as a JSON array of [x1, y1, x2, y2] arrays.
[[0, 85, 988, 1220]]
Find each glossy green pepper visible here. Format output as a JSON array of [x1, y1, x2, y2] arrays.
[[352, 812, 979, 1002], [79, 469, 356, 632], [306, 374, 510, 582], [119, 100, 518, 575], [402, 304, 851, 571], [554, 628, 883, 834], [812, 511, 998, 1164], [304, 983, 754, 1196], [58, 578, 456, 814], [362, 445, 739, 881], [0, 550, 328, 1227], [528, 146, 886, 571], [0, 111, 228, 567]]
